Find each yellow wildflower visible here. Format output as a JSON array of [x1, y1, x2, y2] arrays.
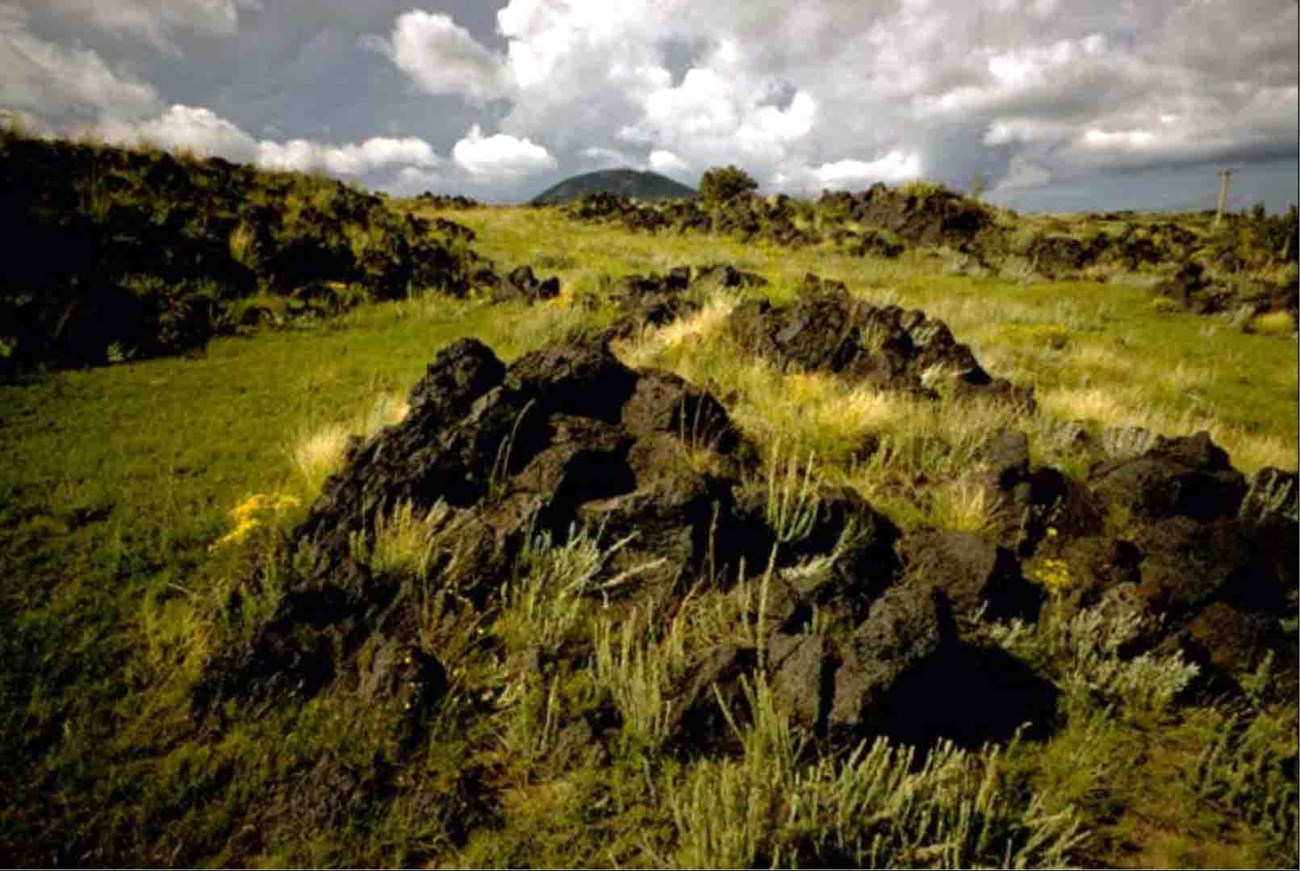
[[1036, 557, 1072, 592], [210, 492, 301, 552]]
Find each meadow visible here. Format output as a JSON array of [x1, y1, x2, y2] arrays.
[[0, 176, 1296, 866]]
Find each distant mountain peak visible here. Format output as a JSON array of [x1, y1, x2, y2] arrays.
[[531, 168, 696, 204]]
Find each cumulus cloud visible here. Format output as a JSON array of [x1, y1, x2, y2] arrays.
[[376, 0, 1296, 198], [112, 104, 258, 159], [0, 5, 161, 119], [97, 104, 440, 180], [373, 10, 509, 103], [772, 150, 925, 194], [452, 124, 557, 178], [6, 0, 1296, 205], [258, 135, 440, 176]]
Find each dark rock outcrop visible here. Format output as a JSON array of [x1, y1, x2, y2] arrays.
[[199, 336, 903, 726], [822, 581, 1056, 748], [901, 530, 1042, 623], [728, 275, 1033, 404], [1089, 431, 1247, 522]]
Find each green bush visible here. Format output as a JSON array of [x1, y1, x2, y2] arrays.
[[700, 165, 759, 207]]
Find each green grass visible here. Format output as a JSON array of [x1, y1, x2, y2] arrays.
[[1, 203, 1295, 866]]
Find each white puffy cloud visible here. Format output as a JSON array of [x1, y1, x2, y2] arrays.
[[0, 5, 161, 119], [96, 104, 441, 180], [648, 149, 689, 175], [810, 152, 924, 188], [6, 0, 1295, 205], [258, 135, 439, 176], [374, 10, 509, 103], [112, 104, 258, 159], [452, 124, 557, 178], [376, 0, 1295, 197], [772, 150, 925, 194]]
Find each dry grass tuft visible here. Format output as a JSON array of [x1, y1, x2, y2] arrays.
[[291, 392, 409, 495]]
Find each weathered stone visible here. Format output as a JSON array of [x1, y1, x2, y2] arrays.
[[726, 276, 1029, 403], [504, 341, 638, 422], [986, 429, 1031, 490], [1089, 431, 1247, 521], [901, 530, 1042, 622], [406, 337, 506, 417], [767, 632, 833, 733], [1180, 601, 1284, 679], [492, 264, 561, 303], [670, 644, 759, 750], [829, 584, 954, 734], [620, 368, 742, 456], [1132, 516, 1253, 617]]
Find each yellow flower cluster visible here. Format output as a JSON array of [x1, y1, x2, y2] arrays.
[[1036, 557, 1073, 592], [210, 492, 301, 552]]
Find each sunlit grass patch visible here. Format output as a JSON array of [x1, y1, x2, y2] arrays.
[[290, 391, 409, 496], [1206, 426, 1298, 474], [926, 476, 1003, 534], [616, 289, 742, 369], [1249, 310, 1296, 336], [591, 604, 687, 752]]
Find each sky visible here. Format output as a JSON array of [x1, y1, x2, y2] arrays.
[[2, 0, 1297, 210]]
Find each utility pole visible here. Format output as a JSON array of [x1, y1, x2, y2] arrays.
[[1214, 168, 1234, 227]]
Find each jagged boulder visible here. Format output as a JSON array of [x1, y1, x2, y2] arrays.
[[1177, 601, 1286, 679], [767, 632, 834, 732], [1089, 431, 1247, 521], [829, 584, 956, 736], [692, 263, 768, 289], [596, 262, 767, 342], [822, 582, 1055, 748], [901, 530, 1042, 622], [733, 484, 901, 625], [819, 183, 995, 249], [979, 429, 1104, 551]]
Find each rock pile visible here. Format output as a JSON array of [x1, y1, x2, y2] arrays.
[[415, 192, 481, 209], [194, 335, 1063, 749], [566, 190, 916, 256], [728, 274, 1033, 404], [594, 261, 768, 341], [197, 326, 1295, 763], [1049, 433, 1296, 675], [817, 183, 995, 249]]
